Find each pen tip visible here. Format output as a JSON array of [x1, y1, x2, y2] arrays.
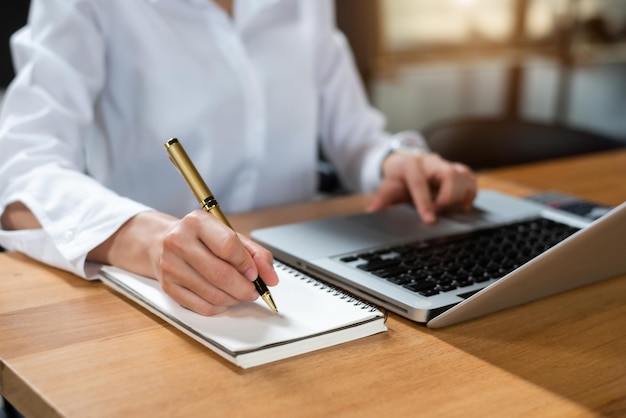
[[262, 293, 279, 314]]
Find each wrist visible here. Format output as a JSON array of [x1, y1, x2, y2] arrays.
[[388, 131, 429, 156], [88, 211, 177, 277], [382, 132, 430, 178]]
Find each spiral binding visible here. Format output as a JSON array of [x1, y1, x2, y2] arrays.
[[273, 260, 386, 315]]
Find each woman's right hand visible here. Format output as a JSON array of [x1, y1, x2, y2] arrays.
[[89, 210, 279, 315]]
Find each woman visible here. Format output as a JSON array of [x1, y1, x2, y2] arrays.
[[0, 0, 476, 315]]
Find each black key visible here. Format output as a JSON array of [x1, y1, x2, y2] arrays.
[[437, 283, 457, 292], [455, 279, 474, 287], [356, 257, 401, 272], [340, 255, 359, 263], [419, 288, 440, 297], [371, 266, 408, 278], [341, 216, 581, 295], [403, 281, 437, 293], [387, 274, 413, 285]]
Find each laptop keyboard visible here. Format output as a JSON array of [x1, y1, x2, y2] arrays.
[[339, 217, 580, 297]]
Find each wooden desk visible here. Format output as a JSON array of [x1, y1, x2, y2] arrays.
[[1, 150, 625, 417]]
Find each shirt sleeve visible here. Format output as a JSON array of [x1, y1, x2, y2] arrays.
[[0, 0, 152, 278], [313, 1, 429, 193]]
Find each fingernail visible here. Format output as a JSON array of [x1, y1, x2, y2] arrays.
[[423, 212, 436, 224]]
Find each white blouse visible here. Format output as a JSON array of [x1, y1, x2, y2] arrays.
[[0, 0, 424, 277]]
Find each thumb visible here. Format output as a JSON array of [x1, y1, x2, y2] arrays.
[[366, 180, 408, 212]]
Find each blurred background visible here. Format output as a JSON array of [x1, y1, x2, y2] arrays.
[[1, 1, 625, 142], [337, 0, 626, 141]]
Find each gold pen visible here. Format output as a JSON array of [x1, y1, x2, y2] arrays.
[[164, 137, 278, 314]]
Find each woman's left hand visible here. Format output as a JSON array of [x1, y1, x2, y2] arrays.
[[367, 152, 477, 223]]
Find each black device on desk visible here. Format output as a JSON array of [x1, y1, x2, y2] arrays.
[[525, 191, 612, 221]]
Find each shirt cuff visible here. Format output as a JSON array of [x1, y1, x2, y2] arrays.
[[0, 197, 152, 279], [360, 130, 430, 192]]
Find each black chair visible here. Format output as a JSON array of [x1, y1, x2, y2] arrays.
[[422, 117, 626, 171], [2, 398, 23, 418]]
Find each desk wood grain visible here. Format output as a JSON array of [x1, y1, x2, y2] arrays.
[[1, 150, 625, 417]]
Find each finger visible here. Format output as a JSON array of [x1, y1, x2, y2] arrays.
[[182, 249, 258, 302], [374, 153, 437, 222], [162, 273, 233, 316], [172, 286, 230, 316], [158, 247, 241, 314], [366, 179, 408, 212], [433, 170, 464, 210], [402, 162, 436, 224], [190, 211, 260, 282], [162, 212, 259, 302], [241, 236, 280, 287], [461, 182, 478, 212], [430, 162, 475, 212]]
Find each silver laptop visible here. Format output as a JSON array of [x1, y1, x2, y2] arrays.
[[251, 190, 626, 328]]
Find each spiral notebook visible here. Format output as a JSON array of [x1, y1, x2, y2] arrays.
[[100, 261, 387, 368]]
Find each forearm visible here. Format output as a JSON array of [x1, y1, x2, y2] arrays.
[[2, 202, 176, 279], [1, 202, 42, 230]]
